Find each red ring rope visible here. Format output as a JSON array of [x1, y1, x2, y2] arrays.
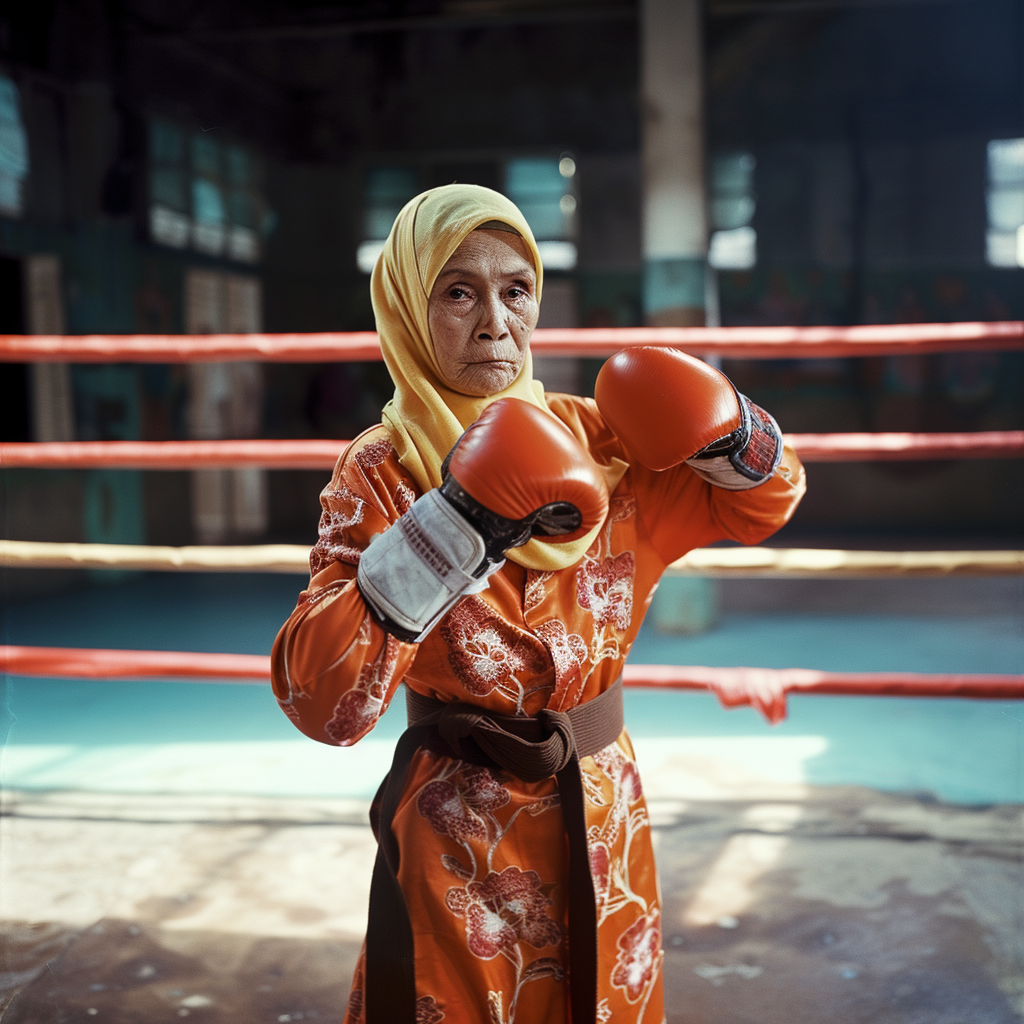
[[4, 646, 1021, 724], [3, 431, 1021, 470], [2, 646, 271, 680], [5, 322, 1021, 727], [0, 439, 349, 470], [623, 664, 1024, 723], [784, 430, 1024, 462], [2, 321, 1022, 363]]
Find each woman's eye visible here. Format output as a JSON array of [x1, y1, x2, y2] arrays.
[[507, 287, 526, 300], [448, 287, 468, 300]]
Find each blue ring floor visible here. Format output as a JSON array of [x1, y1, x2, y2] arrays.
[[2, 572, 1022, 805]]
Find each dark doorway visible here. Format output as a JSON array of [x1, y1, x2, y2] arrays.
[[0, 256, 30, 442]]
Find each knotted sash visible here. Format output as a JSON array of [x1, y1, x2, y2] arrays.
[[364, 677, 625, 1023]]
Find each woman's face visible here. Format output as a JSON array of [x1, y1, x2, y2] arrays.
[[427, 228, 539, 397]]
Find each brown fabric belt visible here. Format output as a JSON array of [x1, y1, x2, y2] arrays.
[[364, 677, 624, 1024]]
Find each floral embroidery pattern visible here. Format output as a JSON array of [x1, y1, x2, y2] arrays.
[[534, 619, 588, 712], [418, 766, 512, 844], [344, 989, 445, 1023], [324, 639, 398, 744], [612, 907, 663, 1004], [590, 494, 636, 556], [576, 551, 635, 631], [592, 744, 643, 807], [445, 866, 561, 960], [608, 495, 636, 524], [322, 484, 365, 528], [324, 690, 379, 745], [487, 958, 564, 1024], [439, 597, 548, 705], [395, 479, 416, 516], [416, 995, 445, 1023], [585, 743, 651, 929], [524, 570, 553, 614], [311, 483, 366, 573], [355, 436, 394, 472], [415, 753, 565, 1024], [345, 987, 363, 1021], [589, 836, 612, 911]]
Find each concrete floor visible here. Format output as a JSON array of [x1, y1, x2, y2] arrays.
[[3, 780, 1022, 1024], [2, 571, 1022, 1022]]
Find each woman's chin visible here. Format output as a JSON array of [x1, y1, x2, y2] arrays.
[[453, 363, 520, 397]]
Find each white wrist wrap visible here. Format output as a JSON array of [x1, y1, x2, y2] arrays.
[[357, 489, 501, 642], [685, 453, 766, 490]]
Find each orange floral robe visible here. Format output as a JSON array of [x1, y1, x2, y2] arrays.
[[271, 393, 806, 1024]]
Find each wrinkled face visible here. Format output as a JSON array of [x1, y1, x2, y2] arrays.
[[428, 228, 539, 397]]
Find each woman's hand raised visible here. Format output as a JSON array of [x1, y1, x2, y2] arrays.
[[357, 399, 608, 642]]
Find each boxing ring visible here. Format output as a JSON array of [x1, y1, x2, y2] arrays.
[[2, 321, 1023, 727]]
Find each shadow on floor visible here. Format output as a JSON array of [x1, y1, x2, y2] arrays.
[[4, 786, 1022, 1024]]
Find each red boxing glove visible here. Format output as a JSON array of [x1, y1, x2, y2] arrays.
[[441, 398, 609, 560], [358, 398, 608, 641], [595, 346, 783, 489]]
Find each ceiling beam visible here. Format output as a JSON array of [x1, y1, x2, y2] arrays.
[[711, 0, 983, 16], [138, 2, 636, 43]]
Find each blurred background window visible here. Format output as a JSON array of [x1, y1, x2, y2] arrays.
[[356, 158, 580, 274], [148, 119, 190, 248], [357, 166, 419, 273], [985, 139, 1024, 269], [0, 74, 30, 218], [505, 155, 578, 271], [225, 145, 262, 263], [148, 119, 265, 263], [191, 133, 227, 257], [708, 152, 756, 271]]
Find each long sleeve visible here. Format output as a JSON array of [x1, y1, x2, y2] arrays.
[[544, 392, 806, 568], [270, 429, 420, 746], [632, 445, 807, 566]]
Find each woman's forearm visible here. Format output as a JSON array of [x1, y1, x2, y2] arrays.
[[271, 560, 419, 746]]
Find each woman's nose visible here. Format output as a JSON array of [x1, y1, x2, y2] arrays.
[[475, 292, 510, 341]]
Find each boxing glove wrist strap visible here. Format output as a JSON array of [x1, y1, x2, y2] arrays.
[[439, 477, 584, 564], [357, 489, 503, 643], [685, 392, 784, 490], [438, 478, 534, 562]]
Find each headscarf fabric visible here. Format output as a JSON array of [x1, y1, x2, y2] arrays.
[[371, 183, 622, 571]]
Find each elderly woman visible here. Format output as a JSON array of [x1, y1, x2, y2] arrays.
[[271, 184, 805, 1024]]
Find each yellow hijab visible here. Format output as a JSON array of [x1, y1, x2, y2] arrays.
[[372, 183, 622, 571]]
